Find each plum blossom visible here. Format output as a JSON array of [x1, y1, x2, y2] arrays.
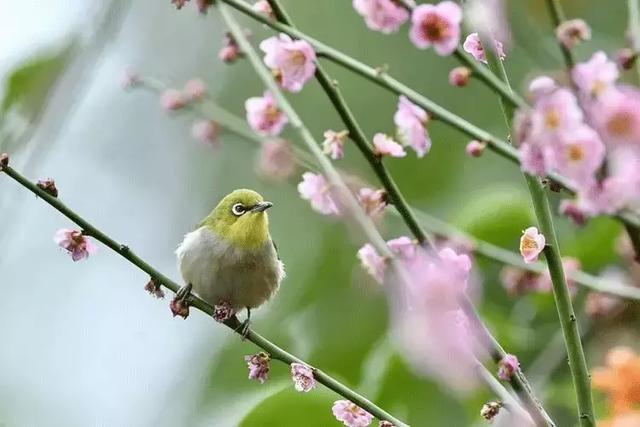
[[332, 400, 373, 427], [357, 243, 385, 283], [37, 178, 58, 198], [392, 246, 479, 391], [556, 19, 591, 49], [297, 172, 340, 215], [290, 363, 316, 392], [54, 229, 97, 261], [352, 0, 409, 34], [373, 133, 406, 158], [191, 120, 220, 146], [387, 236, 417, 262], [528, 76, 557, 101], [245, 91, 288, 136], [519, 227, 545, 264], [409, 1, 463, 55], [498, 354, 519, 381], [357, 187, 387, 217], [449, 66, 471, 87], [572, 51, 619, 98], [553, 125, 605, 188], [245, 352, 270, 383], [462, 33, 506, 63], [257, 139, 297, 181], [323, 130, 349, 160], [592, 87, 640, 146], [394, 96, 431, 157], [219, 32, 241, 63], [480, 402, 503, 421], [260, 34, 316, 93]]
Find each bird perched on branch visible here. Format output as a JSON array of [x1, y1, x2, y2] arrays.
[[173, 189, 284, 333]]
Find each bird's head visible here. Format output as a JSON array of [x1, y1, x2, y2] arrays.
[[202, 189, 273, 250]]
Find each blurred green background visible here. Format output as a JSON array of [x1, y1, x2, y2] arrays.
[[0, 1, 638, 426]]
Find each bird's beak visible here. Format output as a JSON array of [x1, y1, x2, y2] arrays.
[[251, 201, 273, 213]]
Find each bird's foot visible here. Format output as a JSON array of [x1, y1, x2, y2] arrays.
[[212, 300, 234, 323], [170, 283, 192, 319], [238, 318, 251, 341]]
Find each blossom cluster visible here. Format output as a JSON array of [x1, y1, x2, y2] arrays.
[[516, 51, 640, 222]]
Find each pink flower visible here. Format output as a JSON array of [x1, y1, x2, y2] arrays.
[[528, 76, 557, 101], [245, 352, 270, 383], [297, 172, 340, 215], [160, 88, 187, 111], [290, 363, 316, 392], [448, 66, 471, 87], [465, 140, 486, 157], [559, 199, 588, 226], [357, 187, 387, 217], [191, 120, 220, 146], [219, 33, 241, 64], [529, 88, 583, 141], [391, 247, 478, 391], [462, 33, 506, 63], [497, 354, 519, 381], [257, 139, 297, 181], [183, 78, 206, 101], [409, 1, 463, 55], [572, 51, 619, 98], [552, 125, 605, 188], [393, 96, 431, 157], [212, 300, 234, 322], [332, 400, 373, 427], [144, 279, 165, 299], [245, 91, 288, 136], [387, 236, 417, 262], [373, 133, 406, 158], [518, 142, 547, 176], [54, 229, 97, 261], [556, 19, 591, 49], [252, 0, 273, 18], [260, 34, 316, 93], [519, 227, 545, 264], [357, 243, 385, 283], [592, 87, 640, 146], [352, 0, 409, 34], [323, 130, 349, 160]]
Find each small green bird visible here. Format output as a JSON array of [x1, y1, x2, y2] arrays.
[[175, 189, 285, 327]]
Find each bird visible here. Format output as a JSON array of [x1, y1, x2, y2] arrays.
[[173, 189, 285, 332]]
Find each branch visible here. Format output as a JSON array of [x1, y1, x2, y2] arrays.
[[0, 162, 407, 427], [480, 32, 595, 426], [265, 0, 433, 248], [628, 0, 640, 84], [215, 0, 640, 231]]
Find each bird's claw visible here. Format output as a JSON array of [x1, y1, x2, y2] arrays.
[[239, 319, 251, 341]]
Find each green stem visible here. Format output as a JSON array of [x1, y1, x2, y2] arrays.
[[543, 0, 575, 69], [266, 0, 433, 248], [628, 0, 640, 84], [215, 0, 640, 231], [482, 33, 595, 426], [0, 163, 406, 427]]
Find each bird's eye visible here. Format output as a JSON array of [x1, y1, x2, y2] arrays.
[[231, 203, 246, 216]]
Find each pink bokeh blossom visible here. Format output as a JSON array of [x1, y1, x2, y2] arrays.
[[352, 0, 409, 34], [497, 354, 519, 381], [323, 130, 349, 160], [297, 172, 340, 215], [245, 91, 288, 136], [290, 363, 316, 392], [462, 32, 506, 63], [357, 187, 387, 217], [373, 133, 406, 158], [357, 243, 386, 283], [573, 51, 619, 98]]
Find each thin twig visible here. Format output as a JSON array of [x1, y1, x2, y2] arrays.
[[0, 163, 407, 427], [628, 0, 640, 84]]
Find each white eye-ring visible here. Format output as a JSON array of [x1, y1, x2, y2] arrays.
[[231, 203, 246, 216]]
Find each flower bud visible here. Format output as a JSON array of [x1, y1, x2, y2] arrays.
[[617, 48, 637, 70], [160, 89, 187, 111], [183, 79, 207, 101], [0, 153, 9, 169], [497, 354, 519, 380], [449, 66, 471, 87], [212, 300, 234, 322], [252, 0, 274, 18], [465, 140, 486, 157], [37, 178, 58, 198], [144, 278, 165, 299], [195, 0, 213, 14], [171, 0, 189, 9], [556, 19, 591, 49]]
